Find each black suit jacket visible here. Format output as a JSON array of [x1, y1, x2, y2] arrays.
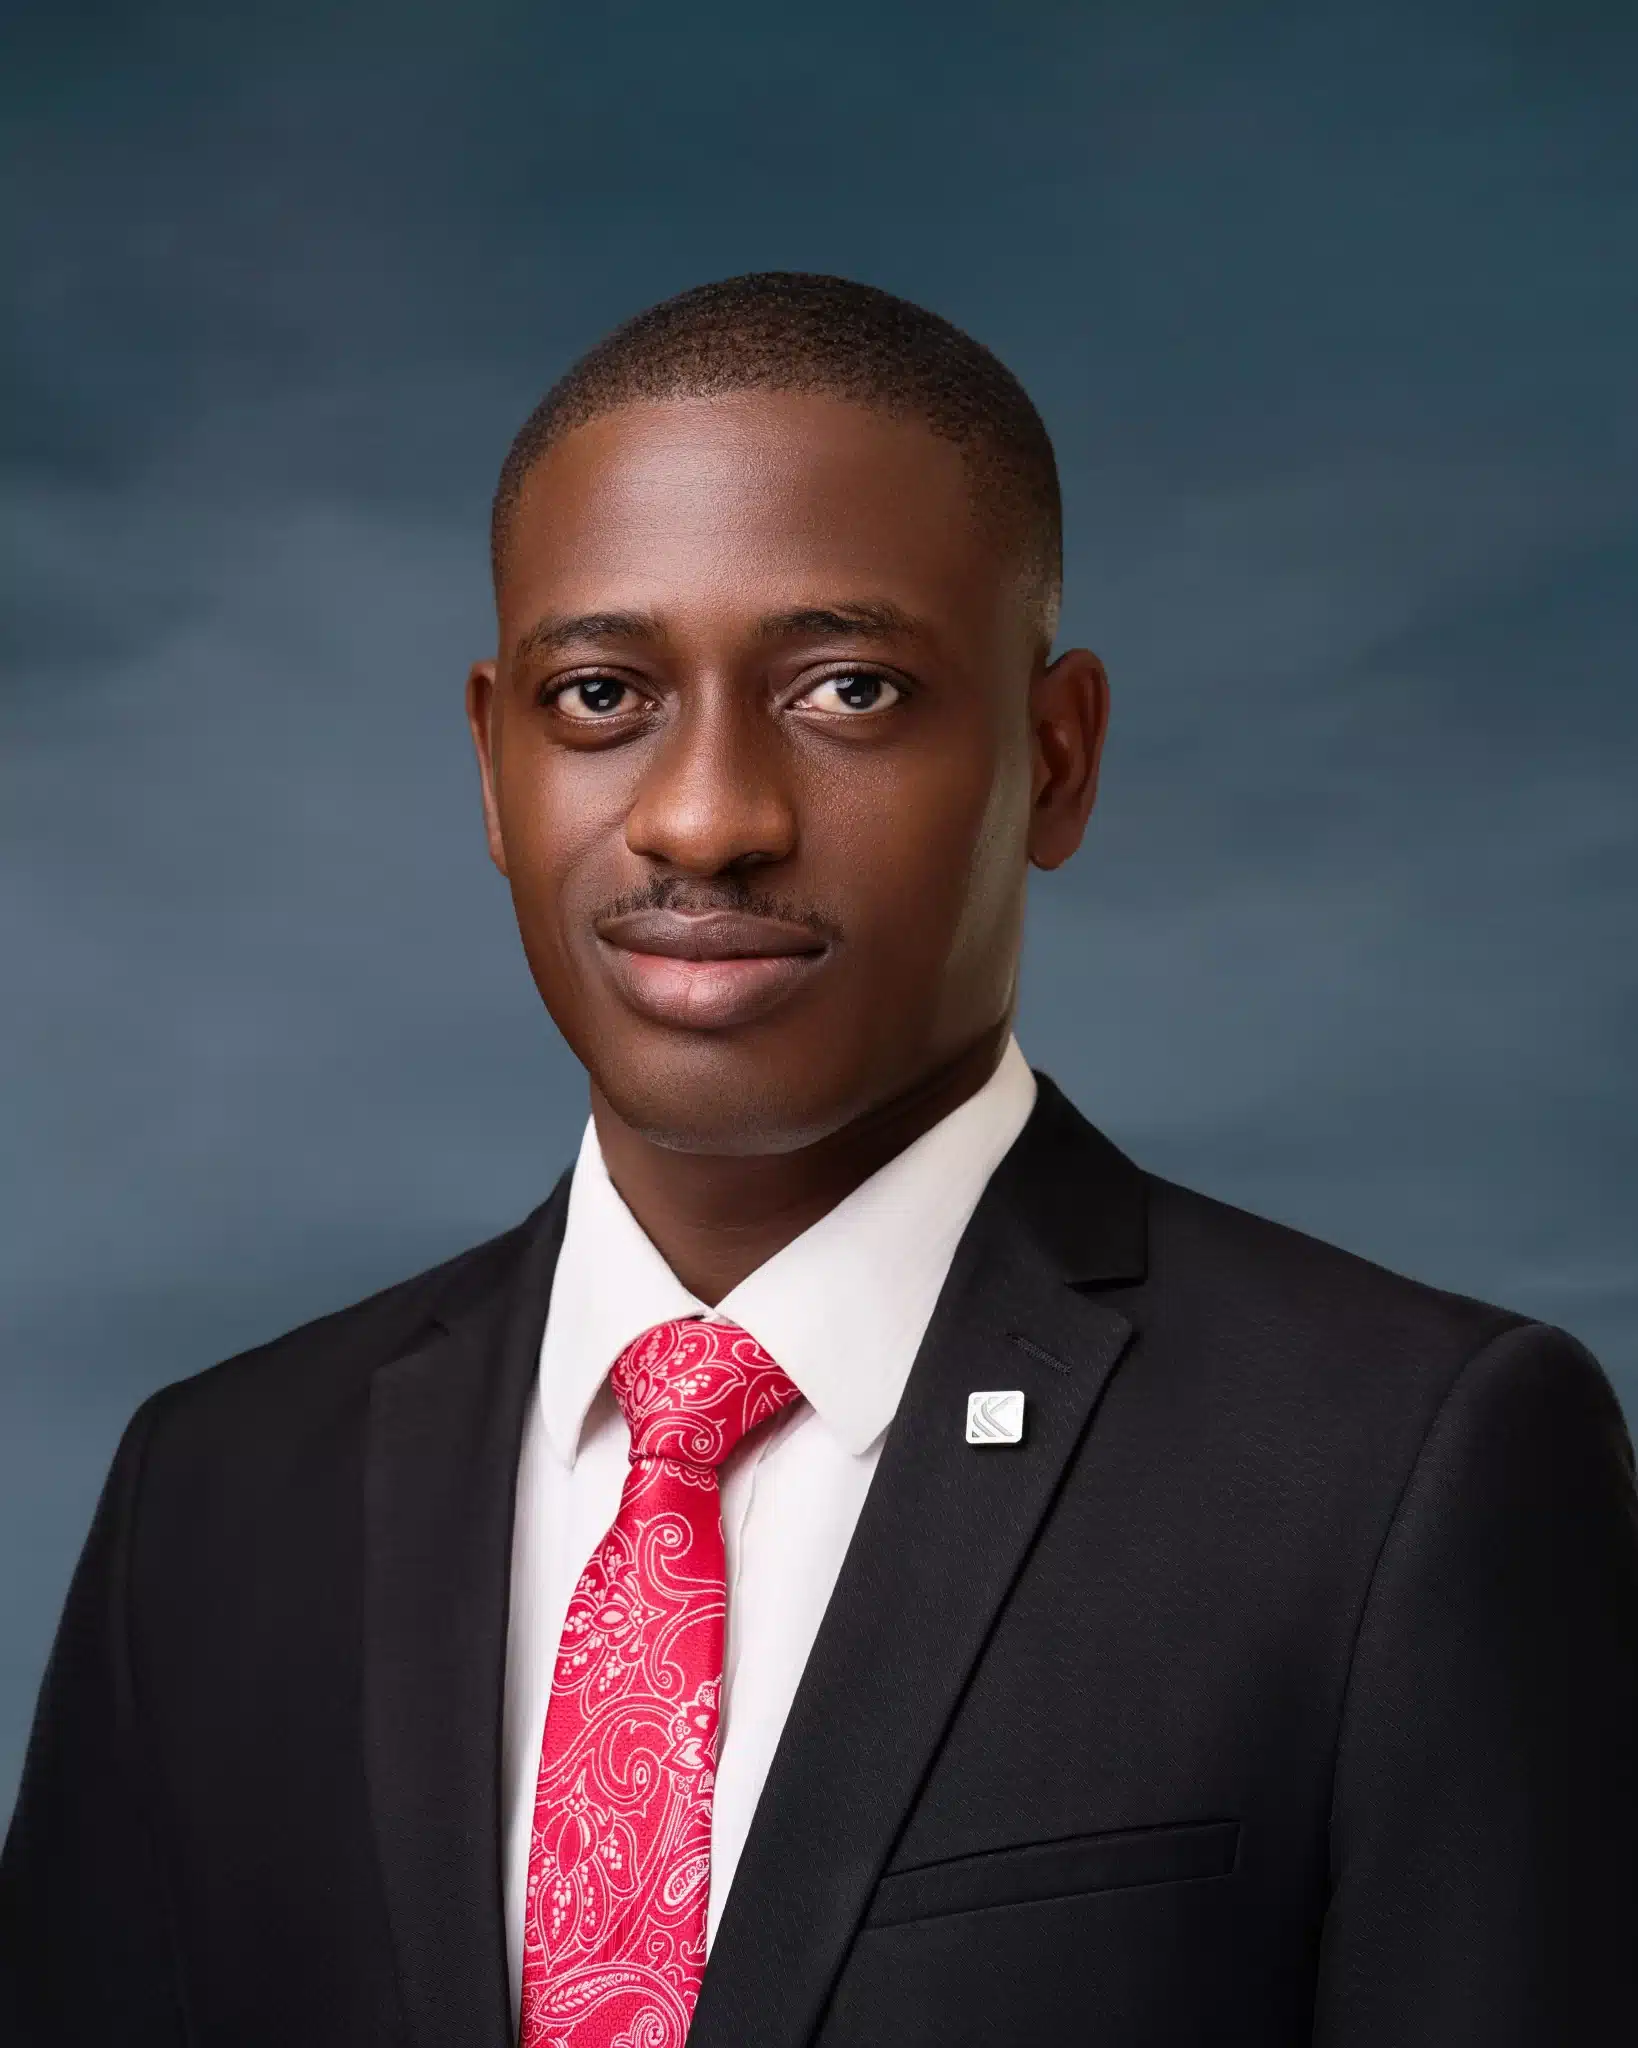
[[4, 1076, 1637, 2045]]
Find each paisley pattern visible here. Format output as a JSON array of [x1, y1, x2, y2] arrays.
[[520, 1319, 801, 2048]]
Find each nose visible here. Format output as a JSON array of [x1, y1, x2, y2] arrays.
[[624, 689, 798, 877]]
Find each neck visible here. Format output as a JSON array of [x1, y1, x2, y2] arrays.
[[590, 1022, 1011, 1304]]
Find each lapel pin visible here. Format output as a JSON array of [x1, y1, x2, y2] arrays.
[[966, 1389, 1026, 1445]]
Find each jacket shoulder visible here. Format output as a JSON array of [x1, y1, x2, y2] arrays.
[[130, 1202, 551, 1452], [1122, 1172, 1630, 1566], [1131, 1171, 1552, 1425], [1143, 1171, 1525, 1346], [1022, 1073, 1533, 1375]]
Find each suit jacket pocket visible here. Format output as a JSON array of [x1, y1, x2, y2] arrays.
[[863, 1819, 1240, 1930]]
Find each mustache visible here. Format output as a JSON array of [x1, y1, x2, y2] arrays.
[[592, 875, 843, 943]]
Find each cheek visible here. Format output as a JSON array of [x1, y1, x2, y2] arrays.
[[818, 736, 1030, 969], [496, 738, 631, 927], [944, 747, 1034, 969]]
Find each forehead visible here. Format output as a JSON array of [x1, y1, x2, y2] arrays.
[[497, 392, 1029, 644]]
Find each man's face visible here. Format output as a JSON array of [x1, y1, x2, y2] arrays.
[[468, 389, 1104, 1154]]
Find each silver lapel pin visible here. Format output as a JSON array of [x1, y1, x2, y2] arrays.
[[966, 1389, 1026, 1445]]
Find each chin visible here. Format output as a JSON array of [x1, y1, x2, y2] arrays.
[[589, 1037, 882, 1158]]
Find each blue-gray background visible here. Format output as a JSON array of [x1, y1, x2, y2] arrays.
[[4, 0, 1634, 1810]]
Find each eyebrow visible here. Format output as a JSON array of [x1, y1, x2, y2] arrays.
[[512, 597, 925, 667], [513, 610, 662, 662], [752, 600, 923, 644]]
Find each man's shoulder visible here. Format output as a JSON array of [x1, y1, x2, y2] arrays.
[[1101, 1167, 1632, 1514], [1021, 1076, 1539, 1381], [130, 1202, 552, 1460], [1128, 1166, 1592, 1427], [1140, 1169, 1517, 1343]]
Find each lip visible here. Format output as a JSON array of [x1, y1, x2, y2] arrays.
[[594, 909, 831, 1031]]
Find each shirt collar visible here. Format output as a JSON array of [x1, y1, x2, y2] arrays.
[[538, 1036, 1038, 1463]]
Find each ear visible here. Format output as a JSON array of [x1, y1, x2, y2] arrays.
[[464, 660, 509, 877], [1027, 646, 1110, 871]]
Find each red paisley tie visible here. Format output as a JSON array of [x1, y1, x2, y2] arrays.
[[519, 1317, 802, 2048]]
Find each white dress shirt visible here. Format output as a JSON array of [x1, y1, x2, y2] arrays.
[[500, 1036, 1038, 2016]]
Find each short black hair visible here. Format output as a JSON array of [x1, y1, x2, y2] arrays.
[[491, 272, 1063, 637]]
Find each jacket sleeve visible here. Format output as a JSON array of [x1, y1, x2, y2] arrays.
[[1313, 1319, 1638, 2045], [0, 1393, 188, 2045]]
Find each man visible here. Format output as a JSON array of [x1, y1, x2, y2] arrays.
[[3, 273, 1635, 2047]]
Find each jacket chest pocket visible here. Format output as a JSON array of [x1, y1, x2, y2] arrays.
[[864, 1817, 1240, 1928]]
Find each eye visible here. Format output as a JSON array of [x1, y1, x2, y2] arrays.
[[552, 676, 638, 720], [795, 671, 904, 716]]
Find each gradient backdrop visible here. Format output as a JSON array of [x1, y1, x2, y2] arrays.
[[4, 1, 1635, 1809]]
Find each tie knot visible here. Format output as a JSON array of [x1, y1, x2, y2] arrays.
[[610, 1317, 801, 1468]]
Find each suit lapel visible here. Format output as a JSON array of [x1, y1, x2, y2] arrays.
[[690, 1080, 1146, 2048], [363, 1186, 568, 2048]]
